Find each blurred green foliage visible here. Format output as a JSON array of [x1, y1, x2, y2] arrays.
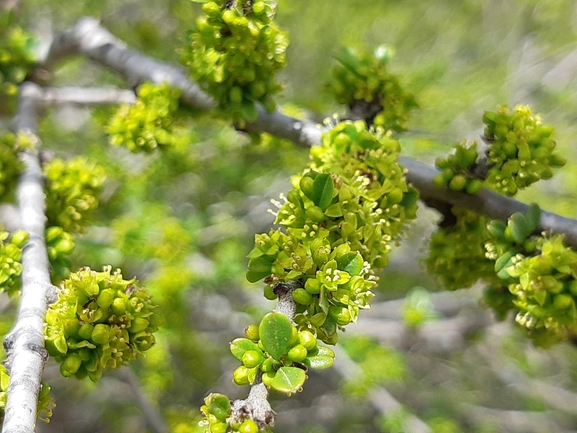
[[1, 0, 577, 432]]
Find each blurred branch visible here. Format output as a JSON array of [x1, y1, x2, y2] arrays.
[[37, 17, 577, 248], [42, 87, 136, 105], [117, 368, 169, 433], [332, 345, 431, 433], [2, 81, 54, 433]]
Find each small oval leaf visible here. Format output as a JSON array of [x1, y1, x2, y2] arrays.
[[259, 312, 293, 360], [270, 366, 306, 394], [312, 173, 334, 210], [336, 252, 364, 276], [230, 338, 260, 362]]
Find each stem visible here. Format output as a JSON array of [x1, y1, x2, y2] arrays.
[[2, 82, 53, 433]]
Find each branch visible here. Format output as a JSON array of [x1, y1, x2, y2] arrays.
[[38, 17, 577, 248], [2, 82, 54, 433], [42, 87, 136, 106]]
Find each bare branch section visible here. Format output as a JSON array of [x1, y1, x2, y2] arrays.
[[42, 87, 136, 106], [2, 82, 54, 433], [40, 18, 577, 247]]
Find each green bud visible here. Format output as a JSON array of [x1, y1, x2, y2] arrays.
[[298, 330, 317, 351], [209, 422, 228, 433], [553, 294, 573, 310], [449, 175, 467, 191], [242, 350, 264, 368], [239, 418, 259, 433], [91, 323, 110, 345], [111, 298, 126, 315], [96, 288, 115, 309], [78, 323, 94, 340], [299, 176, 315, 201], [329, 305, 351, 326], [205, 393, 231, 421], [305, 205, 325, 222], [292, 288, 313, 305], [129, 317, 150, 334], [287, 344, 307, 362], [233, 365, 250, 386], [262, 371, 275, 387], [244, 323, 260, 341], [61, 353, 82, 377]]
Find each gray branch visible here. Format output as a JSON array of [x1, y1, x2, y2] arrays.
[[2, 82, 54, 433], [38, 17, 577, 248], [42, 87, 136, 106]]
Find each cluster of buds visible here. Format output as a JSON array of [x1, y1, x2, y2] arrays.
[[45, 266, 161, 381]]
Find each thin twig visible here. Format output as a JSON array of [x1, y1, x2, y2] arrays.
[[42, 87, 136, 106], [2, 82, 54, 433]]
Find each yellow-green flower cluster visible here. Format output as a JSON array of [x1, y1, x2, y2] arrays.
[[247, 120, 418, 344], [45, 266, 161, 381], [0, 364, 54, 424], [0, 230, 27, 297], [44, 157, 106, 233], [328, 46, 417, 131], [181, 0, 288, 121], [107, 83, 183, 152], [483, 105, 566, 196], [0, 13, 36, 111]]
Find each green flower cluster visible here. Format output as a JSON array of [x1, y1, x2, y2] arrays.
[[0, 132, 22, 201], [44, 157, 106, 233], [0, 230, 27, 297], [45, 266, 161, 381], [232, 313, 334, 392], [425, 208, 496, 290], [483, 105, 566, 196], [484, 206, 577, 346], [328, 46, 417, 131], [433, 105, 566, 196], [247, 121, 418, 343], [200, 393, 266, 433], [45, 226, 75, 282], [433, 141, 484, 193], [106, 83, 183, 152], [181, 0, 288, 121], [0, 364, 54, 424], [0, 13, 36, 110]]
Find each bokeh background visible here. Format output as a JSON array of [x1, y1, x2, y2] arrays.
[[4, 1, 577, 432]]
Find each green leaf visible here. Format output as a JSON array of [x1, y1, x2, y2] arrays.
[[270, 366, 306, 394], [304, 345, 335, 369], [525, 203, 541, 232], [230, 338, 260, 362], [246, 255, 274, 283], [312, 173, 334, 210], [336, 252, 363, 276], [54, 334, 68, 355], [509, 213, 530, 244], [241, 101, 258, 122], [259, 312, 293, 360]]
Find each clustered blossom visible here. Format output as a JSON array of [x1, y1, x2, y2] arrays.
[[247, 120, 418, 344], [181, 0, 288, 121], [45, 266, 161, 381]]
